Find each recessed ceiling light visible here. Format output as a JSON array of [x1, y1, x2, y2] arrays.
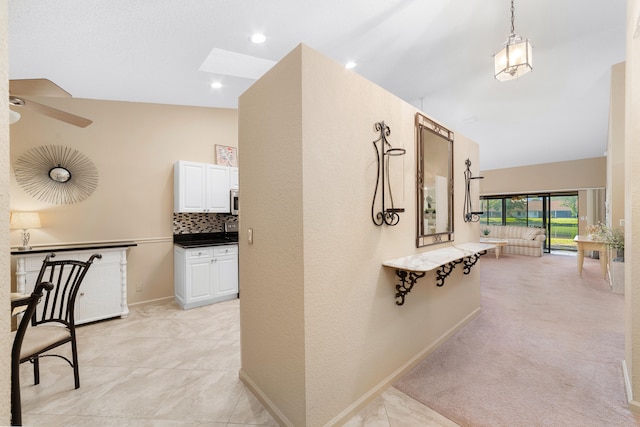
[[345, 61, 356, 69], [210, 82, 223, 89], [251, 33, 266, 44]]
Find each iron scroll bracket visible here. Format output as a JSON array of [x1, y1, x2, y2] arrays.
[[462, 251, 486, 274], [393, 250, 488, 305], [394, 270, 426, 306], [435, 260, 463, 287]]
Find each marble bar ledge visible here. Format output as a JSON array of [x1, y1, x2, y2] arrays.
[[383, 242, 495, 306]]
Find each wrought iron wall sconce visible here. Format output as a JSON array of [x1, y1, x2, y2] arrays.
[[463, 158, 484, 222], [371, 121, 406, 226]]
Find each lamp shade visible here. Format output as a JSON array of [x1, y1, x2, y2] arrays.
[[494, 36, 533, 81], [10, 212, 41, 230]]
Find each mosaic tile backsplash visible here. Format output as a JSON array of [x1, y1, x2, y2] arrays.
[[173, 213, 238, 234]]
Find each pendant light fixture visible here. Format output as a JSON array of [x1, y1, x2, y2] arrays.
[[494, 0, 532, 81]]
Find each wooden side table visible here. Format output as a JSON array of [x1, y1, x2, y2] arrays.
[[479, 237, 509, 259], [574, 235, 608, 278]]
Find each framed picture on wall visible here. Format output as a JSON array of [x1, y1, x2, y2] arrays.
[[215, 145, 238, 167]]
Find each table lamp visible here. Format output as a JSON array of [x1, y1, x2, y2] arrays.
[[10, 212, 41, 251]]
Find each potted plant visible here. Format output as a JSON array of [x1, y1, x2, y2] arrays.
[[585, 222, 605, 240], [601, 225, 625, 294], [604, 227, 625, 262], [482, 228, 490, 237]]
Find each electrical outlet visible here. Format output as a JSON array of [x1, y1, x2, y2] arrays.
[[136, 282, 143, 292]]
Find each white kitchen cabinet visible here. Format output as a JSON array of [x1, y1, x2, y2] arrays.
[[174, 160, 230, 213], [13, 245, 133, 325], [174, 244, 238, 309], [229, 167, 239, 190]]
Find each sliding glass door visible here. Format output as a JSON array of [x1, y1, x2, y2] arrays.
[[547, 194, 578, 251], [480, 192, 579, 253]]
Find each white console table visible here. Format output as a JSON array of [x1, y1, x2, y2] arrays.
[[12, 241, 136, 325], [383, 242, 494, 305]]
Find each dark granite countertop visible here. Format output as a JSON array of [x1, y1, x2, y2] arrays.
[[173, 232, 239, 248]]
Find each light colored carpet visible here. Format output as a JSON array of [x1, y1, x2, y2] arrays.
[[394, 253, 640, 427]]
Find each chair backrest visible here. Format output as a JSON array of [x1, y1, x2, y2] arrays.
[[31, 253, 102, 328], [13, 281, 55, 357]]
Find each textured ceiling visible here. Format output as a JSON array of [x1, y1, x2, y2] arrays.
[[8, 0, 627, 170]]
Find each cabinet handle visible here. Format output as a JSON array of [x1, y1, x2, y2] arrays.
[[80, 292, 85, 297]]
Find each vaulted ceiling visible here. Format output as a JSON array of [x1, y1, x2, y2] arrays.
[[8, 0, 627, 170]]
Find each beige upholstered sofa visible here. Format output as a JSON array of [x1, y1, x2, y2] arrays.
[[482, 225, 546, 257]]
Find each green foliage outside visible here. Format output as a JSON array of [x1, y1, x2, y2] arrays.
[[557, 196, 578, 217], [549, 224, 578, 247]]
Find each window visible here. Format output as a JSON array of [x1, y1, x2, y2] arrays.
[[480, 192, 579, 252]]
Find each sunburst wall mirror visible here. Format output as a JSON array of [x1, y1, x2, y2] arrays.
[[14, 145, 99, 205]]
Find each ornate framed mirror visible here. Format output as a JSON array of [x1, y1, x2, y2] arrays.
[[416, 112, 454, 247]]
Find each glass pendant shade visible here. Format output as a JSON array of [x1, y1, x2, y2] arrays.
[[494, 34, 533, 81]]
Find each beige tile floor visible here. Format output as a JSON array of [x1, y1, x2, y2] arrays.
[[18, 298, 457, 427]]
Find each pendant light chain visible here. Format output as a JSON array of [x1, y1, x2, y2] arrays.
[[510, 0, 515, 36]]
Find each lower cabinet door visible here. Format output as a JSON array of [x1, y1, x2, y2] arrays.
[[187, 258, 214, 302], [216, 255, 238, 296], [77, 255, 123, 323]]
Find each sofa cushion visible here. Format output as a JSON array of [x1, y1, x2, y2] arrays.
[[507, 238, 543, 248]]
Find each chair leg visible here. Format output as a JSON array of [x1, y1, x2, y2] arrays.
[[32, 356, 40, 386], [71, 338, 80, 389], [11, 357, 22, 426]]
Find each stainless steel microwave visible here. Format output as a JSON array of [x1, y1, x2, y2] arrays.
[[230, 189, 239, 215]]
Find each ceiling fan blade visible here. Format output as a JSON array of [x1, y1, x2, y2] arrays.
[[10, 78, 72, 98], [19, 98, 93, 128]]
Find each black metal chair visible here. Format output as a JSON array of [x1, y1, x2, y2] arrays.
[[11, 281, 54, 426], [12, 253, 101, 425]]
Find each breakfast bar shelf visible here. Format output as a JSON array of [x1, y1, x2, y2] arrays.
[[383, 242, 494, 305]]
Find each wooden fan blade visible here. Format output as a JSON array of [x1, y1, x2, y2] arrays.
[[10, 78, 72, 98], [21, 98, 93, 128]]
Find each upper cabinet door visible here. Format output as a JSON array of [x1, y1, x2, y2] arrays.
[[175, 161, 207, 212], [229, 167, 239, 190], [205, 164, 230, 212]]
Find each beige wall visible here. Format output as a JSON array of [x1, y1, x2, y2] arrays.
[[239, 44, 481, 426], [1, 0, 11, 423], [238, 43, 307, 423], [9, 97, 237, 304], [480, 157, 606, 196], [626, 0, 640, 412], [608, 62, 626, 231]]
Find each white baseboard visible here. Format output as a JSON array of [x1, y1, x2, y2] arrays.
[[623, 360, 633, 403], [127, 295, 174, 307], [239, 369, 294, 427], [621, 359, 640, 414]]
